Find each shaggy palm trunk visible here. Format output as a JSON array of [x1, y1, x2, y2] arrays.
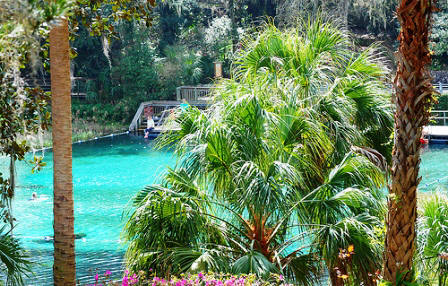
[[329, 263, 346, 286], [384, 0, 435, 282], [50, 17, 76, 285]]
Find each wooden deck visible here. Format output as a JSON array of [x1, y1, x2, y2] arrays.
[[129, 86, 213, 136], [423, 126, 448, 144], [129, 99, 209, 136]]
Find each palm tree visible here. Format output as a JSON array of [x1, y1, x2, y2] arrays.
[[49, 17, 76, 285], [383, 0, 436, 282], [125, 19, 393, 285]]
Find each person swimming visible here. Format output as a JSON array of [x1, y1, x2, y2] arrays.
[[29, 192, 49, 202]]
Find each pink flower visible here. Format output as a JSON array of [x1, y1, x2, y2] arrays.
[[95, 273, 99, 282], [198, 272, 204, 280], [130, 273, 138, 284], [122, 275, 129, 286], [279, 274, 284, 281], [105, 270, 112, 276]]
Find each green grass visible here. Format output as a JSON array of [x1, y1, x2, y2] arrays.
[[27, 118, 127, 149]]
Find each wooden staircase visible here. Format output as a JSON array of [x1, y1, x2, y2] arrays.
[[129, 85, 213, 136]]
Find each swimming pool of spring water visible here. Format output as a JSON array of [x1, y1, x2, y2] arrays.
[[0, 135, 446, 284]]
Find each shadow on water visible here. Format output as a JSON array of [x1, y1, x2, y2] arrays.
[[26, 249, 125, 285]]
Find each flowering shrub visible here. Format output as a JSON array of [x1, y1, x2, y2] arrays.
[[87, 270, 292, 286]]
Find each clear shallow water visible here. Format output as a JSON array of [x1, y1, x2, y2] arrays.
[[0, 137, 446, 285], [2, 134, 175, 285], [420, 144, 448, 192]]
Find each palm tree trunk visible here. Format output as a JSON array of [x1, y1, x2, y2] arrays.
[[384, 0, 435, 282], [329, 265, 345, 286], [229, 0, 236, 51], [50, 17, 76, 285]]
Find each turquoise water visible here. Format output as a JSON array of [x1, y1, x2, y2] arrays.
[[420, 144, 448, 191], [5, 134, 175, 285], [1, 136, 447, 284]]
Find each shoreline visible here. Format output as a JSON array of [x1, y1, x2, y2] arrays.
[[30, 130, 130, 153]]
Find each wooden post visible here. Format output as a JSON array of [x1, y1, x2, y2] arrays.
[[176, 87, 181, 101], [214, 62, 223, 79]]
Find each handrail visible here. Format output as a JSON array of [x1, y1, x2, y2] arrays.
[[156, 108, 171, 127], [128, 99, 211, 132], [129, 101, 152, 131], [176, 85, 213, 101], [430, 110, 448, 126]]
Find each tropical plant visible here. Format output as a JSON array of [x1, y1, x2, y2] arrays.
[[416, 193, 448, 285], [125, 19, 393, 285], [383, 0, 436, 283], [0, 1, 50, 284], [0, 213, 31, 285]]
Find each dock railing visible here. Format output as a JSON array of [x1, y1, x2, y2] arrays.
[[129, 100, 209, 132], [24, 77, 90, 99], [430, 110, 448, 126], [176, 85, 213, 101], [129, 101, 179, 132], [436, 82, 448, 94]]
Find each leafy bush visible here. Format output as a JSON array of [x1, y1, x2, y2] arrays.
[[416, 193, 448, 285], [87, 271, 291, 286]]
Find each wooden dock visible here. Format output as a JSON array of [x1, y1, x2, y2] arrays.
[[423, 126, 448, 144], [128, 100, 208, 135], [129, 86, 213, 136]]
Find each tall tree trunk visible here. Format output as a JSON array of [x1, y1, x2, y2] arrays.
[[384, 0, 435, 282], [229, 0, 236, 51], [50, 17, 76, 285]]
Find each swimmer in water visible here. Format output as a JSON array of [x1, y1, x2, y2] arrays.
[[29, 192, 49, 202]]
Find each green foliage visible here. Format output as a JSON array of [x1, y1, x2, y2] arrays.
[[0, 2, 53, 282], [157, 44, 206, 96], [431, 12, 448, 70], [70, 0, 156, 37], [276, 0, 398, 38], [71, 20, 214, 124], [0, 211, 32, 286], [416, 194, 448, 285], [124, 20, 392, 285]]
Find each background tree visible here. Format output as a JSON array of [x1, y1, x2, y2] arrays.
[[125, 20, 393, 285], [49, 16, 76, 285], [384, 0, 436, 282], [21, 0, 158, 283], [0, 0, 51, 283]]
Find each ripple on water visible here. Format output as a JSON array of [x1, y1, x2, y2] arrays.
[[26, 250, 125, 285], [3, 134, 175, 284], [4, 137, 448, 284]]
